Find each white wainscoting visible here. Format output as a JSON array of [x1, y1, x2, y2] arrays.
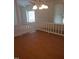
[[15, 22, 64, 37], [14, 23, 36, 37], [37, 22, 64, 36]]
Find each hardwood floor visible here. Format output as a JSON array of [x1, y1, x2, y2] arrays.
[[14, 31, 64, 59]]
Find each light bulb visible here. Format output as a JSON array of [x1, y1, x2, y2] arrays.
[[41, 4, 48, 9], [39, 6, 43, 10], [41, 4, 45, 9], [32, 5, 37, 10], [38, 4, 48, 10], [44, 5, 48, 9], [39, 4, 45, 10]]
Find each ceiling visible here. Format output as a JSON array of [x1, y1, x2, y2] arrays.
[[16, 0, 64, 7], [16, 0, 31, 7]]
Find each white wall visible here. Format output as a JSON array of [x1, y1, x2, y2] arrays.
[[14, 1, 28, 37], [53, 0, 64, 24], [54, 4, 64, 24], [14, 3, 37, 37], [35, 1, 54, 23], [14, 4, 18, 25]]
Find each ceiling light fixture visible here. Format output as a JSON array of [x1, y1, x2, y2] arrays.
[[32, 0, 48, 10], [39, 4, 48, 10], [43, 5, 48, 9], [39, 6, 43, 10], [32, 5, 38, 10]]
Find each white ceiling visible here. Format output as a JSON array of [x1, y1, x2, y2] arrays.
[[17, 0, 32, 7], [16, 0, 63, 7], [17, 0, 52, 6]]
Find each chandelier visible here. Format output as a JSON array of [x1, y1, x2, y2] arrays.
[[32, 0, 48, 10]]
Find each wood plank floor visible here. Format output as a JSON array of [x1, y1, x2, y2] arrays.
[[14, 31, 64, 59]]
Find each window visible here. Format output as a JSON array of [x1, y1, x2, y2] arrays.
[[63, 18, 64, 24], [26, 11, 35, 23], [54, 4, 64, 24]]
